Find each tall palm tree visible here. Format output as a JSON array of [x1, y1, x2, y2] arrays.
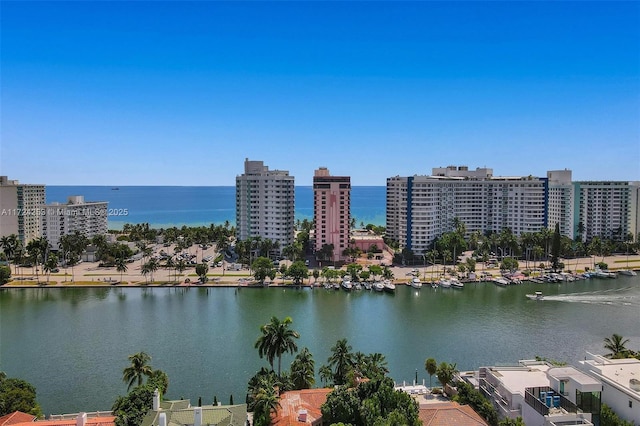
[[116, 257, 128, 284], [43, 253, 58, 284], [319, 365, 333, 387], [436, 362, 458, 395], [328, 338, 353, 385], [425, 358, 437, 388], [122, 351, 153, 390], [604, 334, 630, 359], [254, 316, 300, 377], [290, 347, 315, 390]]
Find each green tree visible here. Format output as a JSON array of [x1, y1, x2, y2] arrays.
[[195, 262, 209, 283], [0, 374, 43, 417], [116, 256, 128, 284], [436, 362, 458, 395], [0, 265, 11, 285], [43, 252, 58, 284], [425, 358, 437, 388], [328, 338, 354, 386], [499, 417, 525, 426], [254, 316, 300, 377], [287, 261, 309, 286], [290, 347, 315, 390], [551, 223, 562, 271], [604, 334, 631, 359], [600, 403, 634, 426], [320, 385, 360, 425], [112, 385, 155, 426], [251, 256, 275, 285], [122, 352, 153, 391]]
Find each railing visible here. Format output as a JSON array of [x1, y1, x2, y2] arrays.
[[525, 386, 581, 417]]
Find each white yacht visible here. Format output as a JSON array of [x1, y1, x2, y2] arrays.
[[411, 277, 423, 289]]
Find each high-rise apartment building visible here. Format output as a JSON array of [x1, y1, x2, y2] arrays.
[[386, 166, 547, 253], [0, 176, 46, 245], [313, 167, 350, 262], [41, 196, 108, 249], [547, 170, 575, 238], [236, 159, 295, 250], [574, 181, 633, 242]]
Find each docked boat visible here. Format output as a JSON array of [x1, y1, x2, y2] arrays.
[[383, 280, 396, 293], [493, 277, 509, 287], [526, 291, 544, 301], [341, 279, 353, 291], [411, 277, 423, 289], [430, 281, 439, 289], [619, 269, 637, 276], [373, 281, 385, 292], [450, 279, 464, 289], [593, 268, 617, 278], [439, 279, 451, 288]]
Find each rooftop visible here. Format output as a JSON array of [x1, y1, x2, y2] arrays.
[[418, 402, 488, 426], [271, 388, 332, 426]]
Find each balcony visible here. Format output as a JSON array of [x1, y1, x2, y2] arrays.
[[525, 386, 583, 417]]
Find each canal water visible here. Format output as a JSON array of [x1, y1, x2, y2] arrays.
[[1, 276, 639, 414]]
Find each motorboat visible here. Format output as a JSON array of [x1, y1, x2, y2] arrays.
[[450, 279, 464, 289], [439, 279, 451, 288], [526, 291, 544, 301], [619, 269, 637, 276], [383, 280, 396, 293], [411, 277, 423, 289], [373, 281, 385, 292], [341, 279, 353, 291], [493, 277, 509, 287]]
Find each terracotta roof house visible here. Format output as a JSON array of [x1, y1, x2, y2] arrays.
[[271, 388, 333, 426], [140, 390, 247, 426], [7, 413, 114, 426], [0, 412, 37, 426], [418, 402, 489, 426]]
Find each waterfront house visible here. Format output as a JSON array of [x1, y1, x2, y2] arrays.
[[271, 388, 332, 426], [475, 359, 598, 425], [579, 352, 640, 425], [3, 412, 114, 426], [140, 390, 247, 426], [418, 402, 488, 426]]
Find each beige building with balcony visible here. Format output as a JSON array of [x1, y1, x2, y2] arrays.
[[0, 176, 46, 245]]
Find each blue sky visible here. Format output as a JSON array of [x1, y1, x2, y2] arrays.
[[1, 1, 638, 185]]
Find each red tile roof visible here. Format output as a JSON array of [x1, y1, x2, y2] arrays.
[[419, 402, 488, 426], [272, 388, 332, 426], [10, 416, 115, 426], [0, 412, 37, 426]]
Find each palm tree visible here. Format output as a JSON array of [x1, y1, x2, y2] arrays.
[[122, 351, 153, 390], [425, 358, 437, 388], [0, 234, 19, 274], [328, 338, 353, 385], [254, 316, 300, 377], [251, 378, 281, 426], [604, 334, 630, 359], [290, 347, 315, 389], [116, 256, 128, 284], [43, 253, 58, 284], [436, 362, 458, 395], [319, 365, 333, 387]]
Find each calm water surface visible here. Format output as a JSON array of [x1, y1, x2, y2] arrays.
[[1, 276, 639, 414]]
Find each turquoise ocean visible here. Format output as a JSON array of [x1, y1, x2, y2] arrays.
[[46, 186, 386, 230]]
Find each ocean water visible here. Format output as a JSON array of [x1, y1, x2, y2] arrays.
[[46, 186, 386, 229]]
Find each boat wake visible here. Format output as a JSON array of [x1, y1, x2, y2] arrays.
[[543, 287, 640, 307]]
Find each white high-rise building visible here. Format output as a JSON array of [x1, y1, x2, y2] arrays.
[[0, 176, 46, 245], [313, 167, 350, 262], [41, 195, 108, 249], [386, 166, 547, 253], [235, 159, 295, 250], [547, 170, 575, 238], [573, 180, 633, 242]]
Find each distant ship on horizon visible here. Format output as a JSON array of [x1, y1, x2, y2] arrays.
[[111, 187, 120, 190]]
